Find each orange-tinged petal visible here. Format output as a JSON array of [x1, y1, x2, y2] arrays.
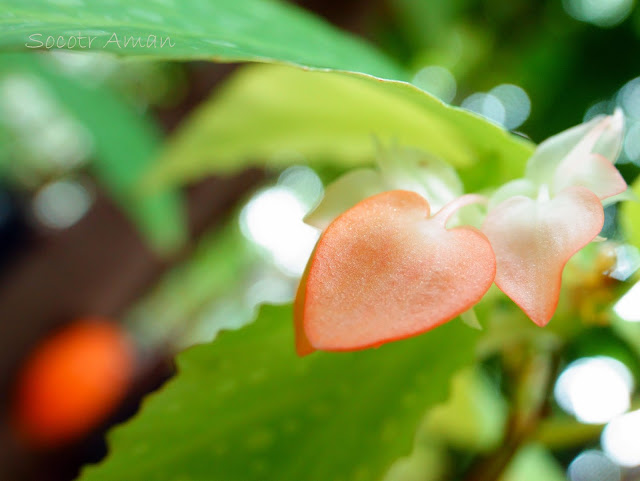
[[482, 186, 605, 326], [294, 258, 315, 356], [300, 190, 496, 352]]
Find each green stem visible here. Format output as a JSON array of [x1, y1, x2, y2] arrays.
[[463, 349, 559, 481]]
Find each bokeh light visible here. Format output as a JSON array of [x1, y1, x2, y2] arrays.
[[624, 121, 640, 162], [240, 166, 322, 276], [277, 165, 324, 209], [614, 281, 640, 322], [563, 0, 634, 27], [412, 66, 457, 103], [461, 85, 531, 129], [461, 93, 506, 126], [489, 84, 531, 130], [554, 356, 633, 424], [568, 450, 621, 481], [48, 51, 119, 81], [618, 77, 640, 119], [245, 275, 294, 307], [33, 179, 93, 229], [605, 244, 640, 281], [584, 100, 612, 122], [0, 73, 93, 181], [602, 409, 640, 467]]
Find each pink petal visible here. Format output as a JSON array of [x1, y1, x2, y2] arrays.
[[526, 111, 624, 186], [298, 190, 495, 352], [552, 152, 627, 200], [482, 186, 605, 326]]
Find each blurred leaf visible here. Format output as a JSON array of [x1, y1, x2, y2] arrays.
[[534, 417, 602, 450], [148, 64, 534, 192], [426, 367, 508, 452], [81, 304, 479, 481], [500, 444, 565, 481], [125, 218, 259, 349], [621, 177, 640, 248], [382, 442, 449, 481], [0, 53, 186, 254], [0, 0, 404, 81]]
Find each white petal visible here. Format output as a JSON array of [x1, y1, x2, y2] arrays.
[[552, 153, 627, 200], [488, 178, 538, 210], [377, 147, 463, 212], [526, 111, 624, 185], [304, 168, 385, 230]]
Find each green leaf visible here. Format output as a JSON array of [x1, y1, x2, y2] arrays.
[[0, 0, 404, 81], [81, 304, 479, 481], [0, 53, 186, 253], [147, 65, 535, 193], [621, 177, 640, 248]]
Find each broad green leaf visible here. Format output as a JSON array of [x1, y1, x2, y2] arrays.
[[81, 304, 479, 481], [0, 0, 404, 81], [147, 65, 534, 193], [0, 53, 186, 253], [621, 177, 640, 248]]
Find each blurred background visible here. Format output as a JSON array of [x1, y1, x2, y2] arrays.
[[1, 0, 640, 480]]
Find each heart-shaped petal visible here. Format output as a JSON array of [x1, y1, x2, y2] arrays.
[[482, 186, 604, 326], [296, 190, 496, 353]]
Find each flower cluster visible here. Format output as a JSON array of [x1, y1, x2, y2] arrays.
[[295, 112, 628, 355]]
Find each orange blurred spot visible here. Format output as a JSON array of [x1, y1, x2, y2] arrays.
[[12, 319, 135, 448]]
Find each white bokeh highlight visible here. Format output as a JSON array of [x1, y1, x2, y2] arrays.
[[563, 0, 634, 27], [240, 166, 322, 277], [602, 409, 640, 467], [490, 84, 531, 130], [568, 450, 621, 481], [33, 180, 92, 229], [412, 66, 457, 104], [462, 93, 506, 126], [614, 281, 640, 322], [554, 356, 633, 424]]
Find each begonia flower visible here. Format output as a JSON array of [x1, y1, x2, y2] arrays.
[[482, 110, 627, 326], [295, 191, 495, 355], [305, 146, 464, 230]]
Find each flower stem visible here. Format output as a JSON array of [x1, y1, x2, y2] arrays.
[[463, 349, 559, 481]]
